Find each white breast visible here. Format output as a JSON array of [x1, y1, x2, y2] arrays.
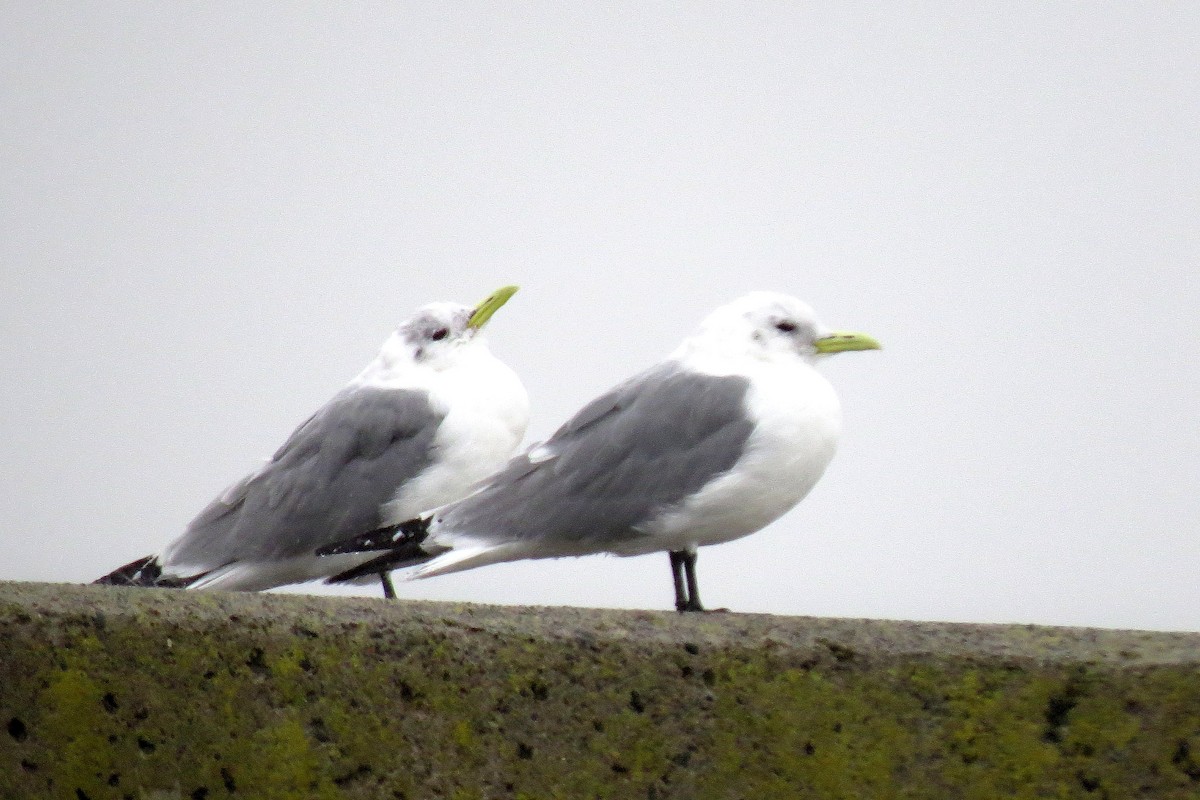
[[632, 358, 841, 555], [379, 347, 529, 524]]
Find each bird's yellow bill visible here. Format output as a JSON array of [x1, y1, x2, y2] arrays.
[[814, 331, 882, 354], [468, 285, 519, 329]]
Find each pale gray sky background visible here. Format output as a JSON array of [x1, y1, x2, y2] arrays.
[[3, 4, 1197, 631]]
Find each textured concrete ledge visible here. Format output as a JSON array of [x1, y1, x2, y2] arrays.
[[1, 581, 1198, 799]]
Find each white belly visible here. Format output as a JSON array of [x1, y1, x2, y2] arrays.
[[380, 355, 529, 524], [630, 362, 841, 554]]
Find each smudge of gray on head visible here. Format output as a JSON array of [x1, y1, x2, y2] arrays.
[[399, 304, 475, 362]]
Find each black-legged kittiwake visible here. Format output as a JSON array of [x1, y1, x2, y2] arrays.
[[95, 286, 529, 596], [319, 292, 878, 611]]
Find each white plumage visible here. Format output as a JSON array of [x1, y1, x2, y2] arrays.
[[322, 292, 878, 611], [97, 287, 528, 596]]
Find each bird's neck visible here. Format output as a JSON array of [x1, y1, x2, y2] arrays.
[[349, 342, 499, 392], [349, 346, 435, 390], [670, 338, 818, 377]]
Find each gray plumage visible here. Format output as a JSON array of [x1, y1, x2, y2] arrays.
[[165, 387, 441, 569], [439, 364, 753, 550], [320, 291, 879, 612], [96, 286, 530, 594], [325, 363, 755, 584]]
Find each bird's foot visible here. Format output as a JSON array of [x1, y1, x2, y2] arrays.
[[676, 602, 731, 614], [676, 600, 730, 614]]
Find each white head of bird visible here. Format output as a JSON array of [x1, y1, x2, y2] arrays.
[[354, 286, 521, 387], [672, 292, 881, 369]]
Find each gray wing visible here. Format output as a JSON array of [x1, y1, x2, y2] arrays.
[[164, 387, 443, 570], [437, 363, 754, 547]]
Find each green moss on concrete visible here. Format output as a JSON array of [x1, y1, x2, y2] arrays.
[[1, 581, 1198, 799]]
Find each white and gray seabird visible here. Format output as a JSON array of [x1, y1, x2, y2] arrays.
[[96, 286, 529, 596], [320, 292, 879, 611]]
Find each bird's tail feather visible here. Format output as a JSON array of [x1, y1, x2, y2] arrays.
[[93, 555, 204, 589], [321, 517, 435, 585]]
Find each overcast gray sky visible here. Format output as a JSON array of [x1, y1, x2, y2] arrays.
[[3, 4, 1197, 631]]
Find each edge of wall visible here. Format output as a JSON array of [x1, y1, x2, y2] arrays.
[[2, 581, 1198, 799]]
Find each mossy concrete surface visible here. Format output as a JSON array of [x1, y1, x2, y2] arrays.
[[1, 581, 1198, 800]]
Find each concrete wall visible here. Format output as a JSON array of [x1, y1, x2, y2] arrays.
[[1, 581, 1198, 799]]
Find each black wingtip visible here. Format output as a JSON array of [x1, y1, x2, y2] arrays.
[[94, 554, 206, 589], [317, 516, 431, 557], [322, 517, 436, 586], [94, 555, 161, 586], [326, 553, 410, 585]]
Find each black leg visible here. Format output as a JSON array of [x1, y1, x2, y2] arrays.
[[379, 571, 397, 599], [669, 549, 705, 613], [681, 550, 704, 612], [669, 551, 688, 612]]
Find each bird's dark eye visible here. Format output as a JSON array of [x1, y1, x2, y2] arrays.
[[775, 320, 797, 333], [431, 328, 449, 341]]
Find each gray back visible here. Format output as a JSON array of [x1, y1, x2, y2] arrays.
[[166, 387, 442, 568], [440, 363, 754, 549]]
